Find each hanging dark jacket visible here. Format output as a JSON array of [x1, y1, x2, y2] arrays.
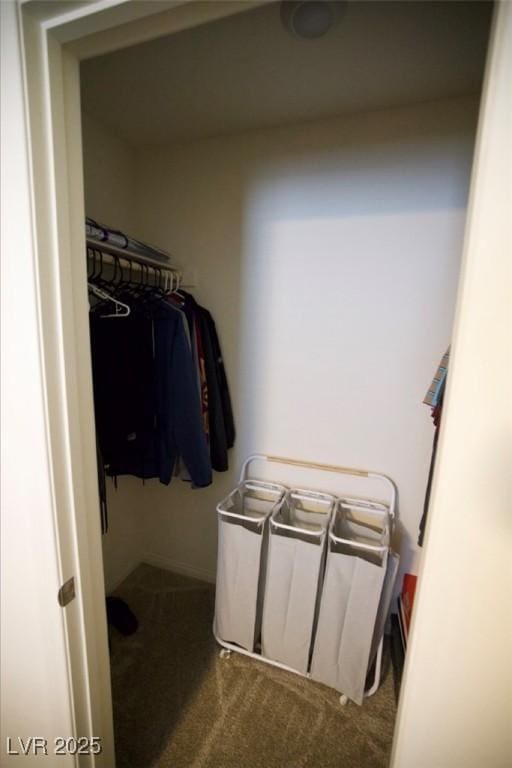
[[196, 307, 235, 472], [89, 307, 157, 479], [202, 309, 235, 449], [153, 301, 212, 486], [89, 297, 211, 488]]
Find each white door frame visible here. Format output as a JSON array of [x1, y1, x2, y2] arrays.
[[390, 4, 512, 765], [17, 2, 267, 765], [16, 0, 511, 766]]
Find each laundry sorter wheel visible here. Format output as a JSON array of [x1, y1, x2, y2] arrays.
[[339, 694, 349, 707], [219, 648, 232, 659]]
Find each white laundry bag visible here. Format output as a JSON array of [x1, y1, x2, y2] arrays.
[[214, 480, 285, 652], [311, 499, 397, 704], [261, 489, 335, 674]]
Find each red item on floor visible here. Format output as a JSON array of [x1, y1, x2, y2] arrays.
[[400, 574, 417, 634]]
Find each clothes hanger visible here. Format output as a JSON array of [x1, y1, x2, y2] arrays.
[[137, 263, 157, 304], [88, 281, 131, 318], [86, 247, 94, 279], [87, 247, 103, 283], [106, 254, 122, 291], [111, 255, 133, 298], [169, 270, 186, 303], [151, 265, 166, 300], [118, 257, 147, 301], [88, 249, 123, 311]]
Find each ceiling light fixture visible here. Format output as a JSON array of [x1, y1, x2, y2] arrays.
[[281, 1, 342, 40]]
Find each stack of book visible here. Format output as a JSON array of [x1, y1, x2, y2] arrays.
[[397, 573, 417, 650], [390, 573, 417, 701], [423, 348, 450, 408]]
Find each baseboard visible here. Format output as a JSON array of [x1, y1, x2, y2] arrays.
[[142, 551, 216, 585], [104, 558, 141, 595]]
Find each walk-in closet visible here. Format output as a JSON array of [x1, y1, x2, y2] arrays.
[[78, 2, 492, 765]]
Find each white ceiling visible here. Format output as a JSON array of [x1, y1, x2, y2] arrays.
[[80, 1, 492, 147]]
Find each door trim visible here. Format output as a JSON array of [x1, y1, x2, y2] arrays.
[[19, 2, 267, 764]]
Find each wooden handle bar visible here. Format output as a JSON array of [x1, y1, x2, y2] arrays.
[[265, 454, 369, 478]]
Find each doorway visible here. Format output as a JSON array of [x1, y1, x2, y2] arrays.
[[16, 2, 511, 767]]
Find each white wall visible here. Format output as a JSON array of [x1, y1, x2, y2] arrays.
[[81, 112, 143, 591], [128, 95, 479, 584], [82, 111, 135, 233]]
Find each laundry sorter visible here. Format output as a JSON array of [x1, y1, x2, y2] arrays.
[[213, 454, 398, 705]]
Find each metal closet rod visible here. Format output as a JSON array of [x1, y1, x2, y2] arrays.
[[86, 237, 181, 275]]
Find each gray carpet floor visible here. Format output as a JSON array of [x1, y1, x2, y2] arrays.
[[110, 563, 396, 768]]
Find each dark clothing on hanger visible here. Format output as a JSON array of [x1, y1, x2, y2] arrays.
[[86, 220, 233, 493], [179, 292, 235, 472], [90, 308, 157, 479], [195, 312, 210, 440], [202, 309, 235, 451], [153, 302, 212, 486], [89, 297, 212, 488], [197, 309, 228, 471], [96, 439, 108, 534]]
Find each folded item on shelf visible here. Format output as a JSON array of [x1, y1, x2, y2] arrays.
[[86, 217, 171, 264]]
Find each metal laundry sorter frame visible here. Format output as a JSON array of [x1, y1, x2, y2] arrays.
[[213, 454, 397, 706]]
